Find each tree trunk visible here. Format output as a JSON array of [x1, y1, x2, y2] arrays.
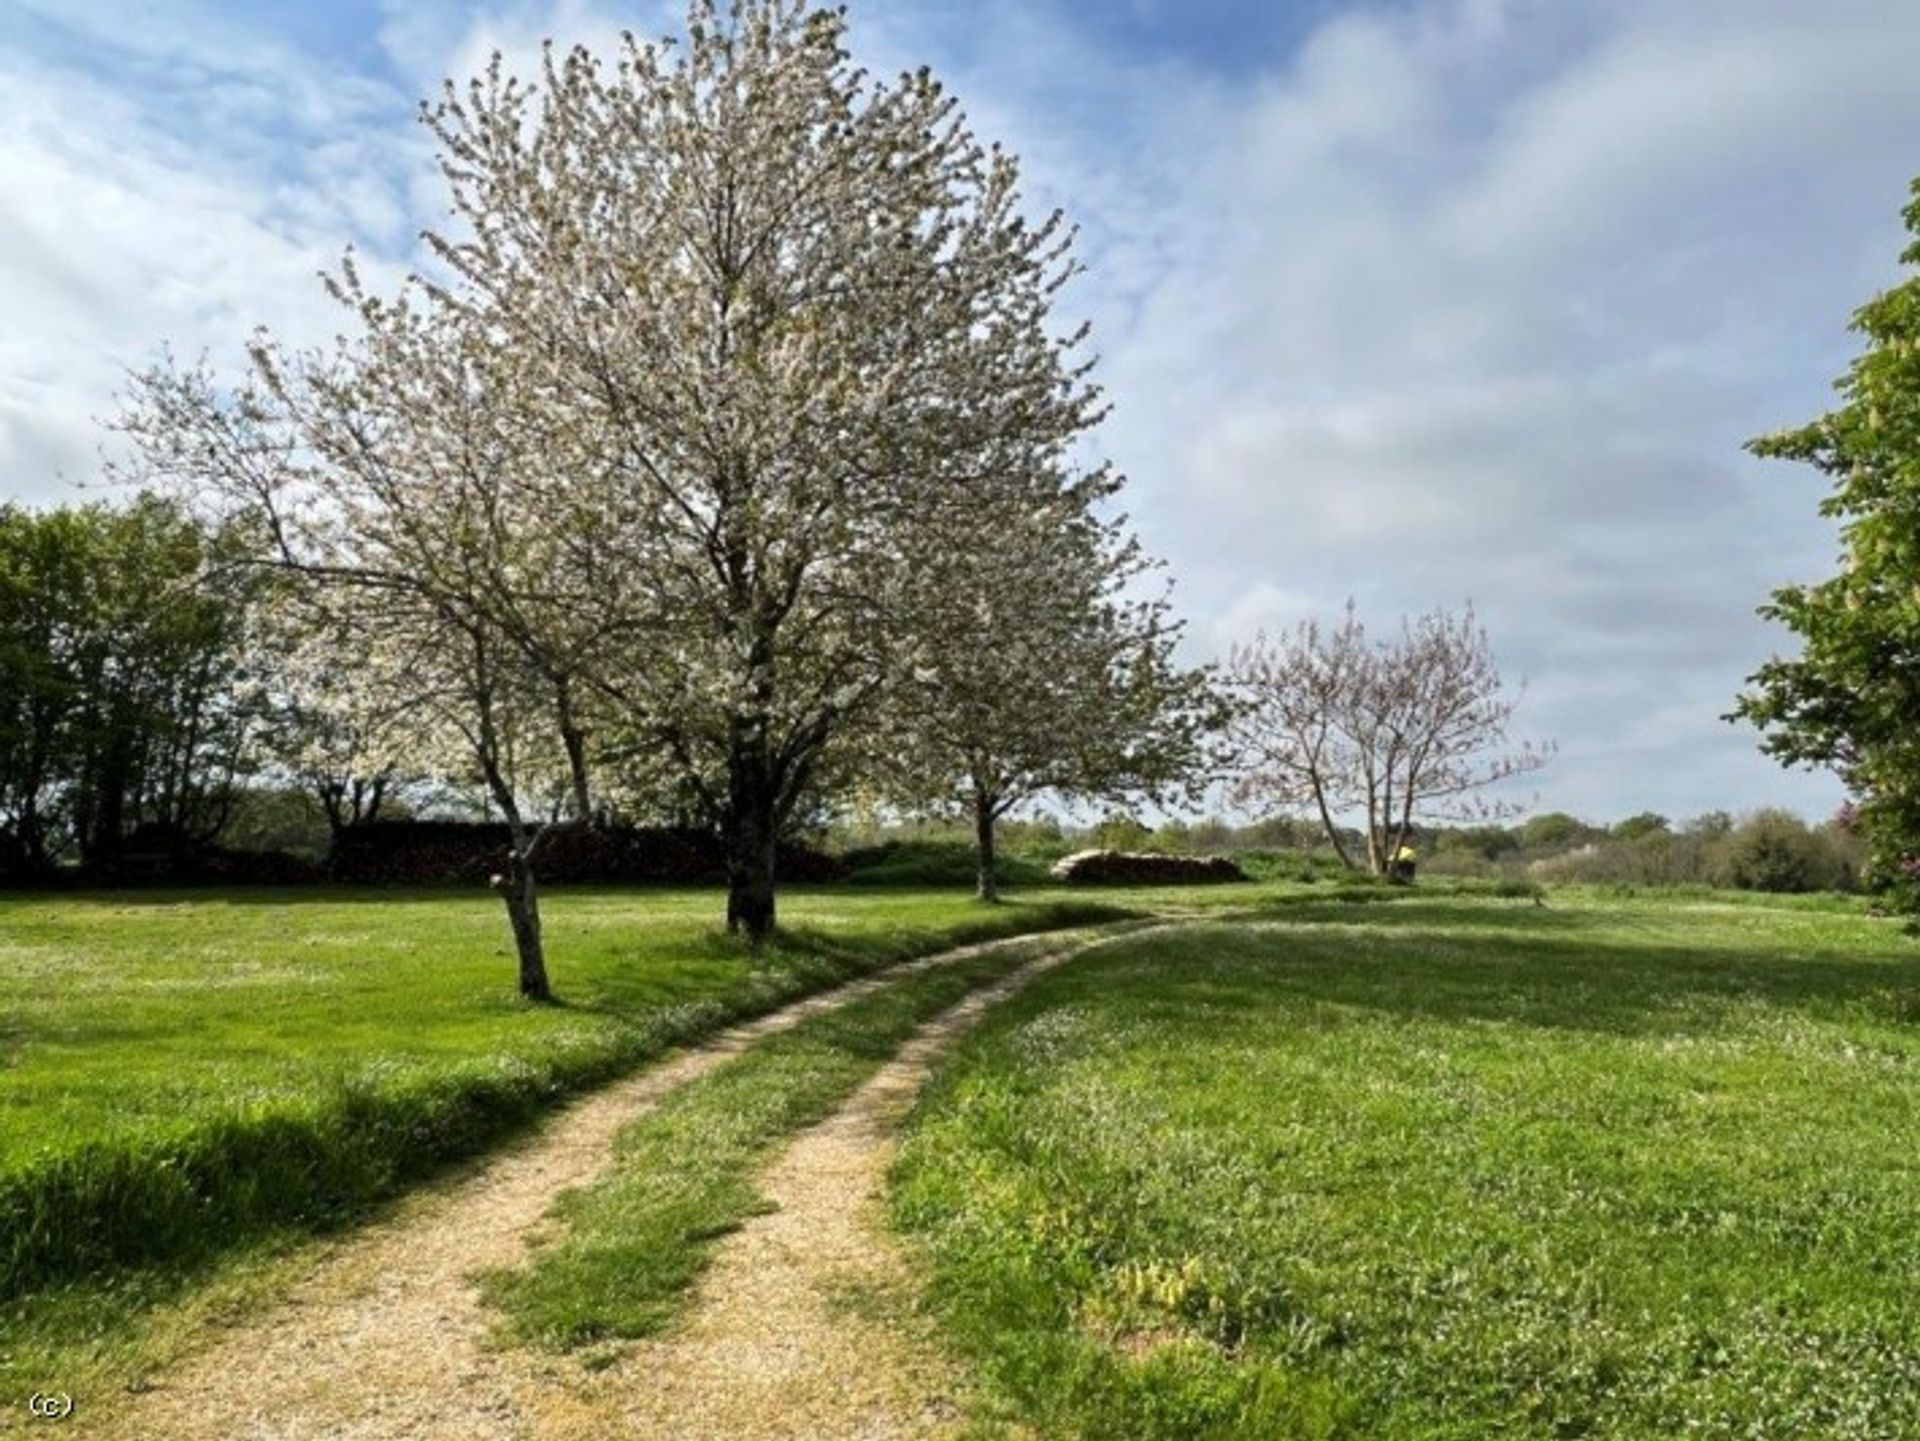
[[319, 780, 347, 839], [725, 809, 778, 941], [492, 849, 552, 1001], [725, 748, 778, 942], [86, 725, 135, 867], [555, 677, 593, 825], [1307, 775, 1357, 870], [1365, 806, 1388, 876], [974, 789, 1000, 903], [18, 793, 50, 876]]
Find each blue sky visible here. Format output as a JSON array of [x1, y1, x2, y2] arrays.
[[6, 0, 1920, 824]]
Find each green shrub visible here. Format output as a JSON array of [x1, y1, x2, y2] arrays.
[[1421, 852, 1497, 879], [1530, 835, 1722, 888], [1527, 812, 1863, 894], [1726, 810, 1843, 893]]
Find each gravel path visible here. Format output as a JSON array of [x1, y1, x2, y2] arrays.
[[82, 930, 1101, 1441]]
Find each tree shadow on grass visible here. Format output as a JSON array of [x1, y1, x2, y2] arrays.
[[1106, 909, 1920, 1040], [552, 898, 1132, 1025], [0, 882, 723, 910]]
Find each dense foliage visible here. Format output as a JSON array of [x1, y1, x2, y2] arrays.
[[324, 820, 846, 886], [1736, 176, 1920, 911], [878, 458, 1225, 900], [1485, 809, 1861, 893], [0, 495, 257, 877]]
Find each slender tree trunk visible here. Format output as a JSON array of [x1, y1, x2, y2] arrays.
[[19, 793, 48, 876], [974, 788, 1000, 903], [491, 846, 552, 1001], [725, 742, 778, 942], [91, 763, 128, 865], [1364, 787, 1387, 876], [555, 676, 593, 826], [1307, 773, 1357, 870]]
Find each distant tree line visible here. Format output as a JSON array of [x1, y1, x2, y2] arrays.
[[831, 806, 1862, 897], [1437, 809, 1863, 894]]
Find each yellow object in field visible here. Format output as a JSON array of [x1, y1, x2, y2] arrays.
[[1394, 845, 1417, 863]]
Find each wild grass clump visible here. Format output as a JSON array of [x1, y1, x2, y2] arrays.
[[1491, 876, 1545, 901]]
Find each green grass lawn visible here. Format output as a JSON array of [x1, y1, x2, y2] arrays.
[[0, 885, 1120, 1174], [0, 882, 1136, 1402], [891, 890, 1920, 1440]]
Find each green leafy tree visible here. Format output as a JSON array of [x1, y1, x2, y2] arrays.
[[1612, 812, 1670, 843], [1518, 812, 1593, 853], [0, 496, 260, 875], [1440, 823, 1521, 860], [1735, 177, 1920, 909], [1682, 810, 1734, 841], [1724, 810, 1841, 895], [1088, 812, 1155, 853]]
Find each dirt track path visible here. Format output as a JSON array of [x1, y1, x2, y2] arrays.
[[572, 940, 1098, 1440], [85, 931, 1101, 1441]]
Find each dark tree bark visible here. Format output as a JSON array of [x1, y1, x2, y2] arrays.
[[555, 675, 593, 825], [973, 786, 1001, 904], [84, 728, 135, 866], [318, 774, 390, 839], [725, 741, 778, 941]]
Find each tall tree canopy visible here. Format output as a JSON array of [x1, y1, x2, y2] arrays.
[[423, 3, 1105, 938], [1735, 176, 1920, 909], [0, 495, 259, 877], [122, 0, 1114, 985]]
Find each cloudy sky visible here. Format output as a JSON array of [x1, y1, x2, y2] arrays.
[[6, 0, 1918, 823]]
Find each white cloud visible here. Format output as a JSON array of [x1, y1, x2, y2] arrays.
[[4, 0, 1912, 821], [0, 4, 427, 502], [969, 0, 1920, 821]]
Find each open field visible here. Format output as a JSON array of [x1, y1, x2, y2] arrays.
[[892, 891, 1920, 1439], [0, 883, 1129, 1405], [6, 881, 1916, 1436]]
